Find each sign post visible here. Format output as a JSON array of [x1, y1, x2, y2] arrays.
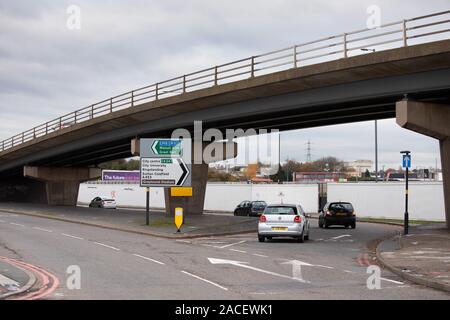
[[401, 151, 411, 235], [140, 139, 192, 228], [146, 187, 150, 226]]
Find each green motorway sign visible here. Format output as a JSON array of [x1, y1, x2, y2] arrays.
[[151, 140, 182, 156]]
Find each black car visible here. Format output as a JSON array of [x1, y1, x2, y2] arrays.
[[234, 201, 267, 217], [318, 202, 356, 229]]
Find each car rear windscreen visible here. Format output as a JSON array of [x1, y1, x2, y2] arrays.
[[330, 203, 353, 212], [252, 201, 266, 207], [264, 206, 297, 215]]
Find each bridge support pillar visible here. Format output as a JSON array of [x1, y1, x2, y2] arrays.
[[396, 100, 450, 230], [23, 166, 101, 206], [164, 163, 209, 216]]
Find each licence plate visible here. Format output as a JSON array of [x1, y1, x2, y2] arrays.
[[336, 213, 347, 216], [272, 227, 288, 231]]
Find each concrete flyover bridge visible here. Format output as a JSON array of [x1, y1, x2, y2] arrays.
[[0, 10, 449, 227]]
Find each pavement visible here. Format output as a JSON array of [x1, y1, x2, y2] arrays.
[[377, 223, 450, 293], [1, 208, 449, 299], [0, 202, 257, 239]]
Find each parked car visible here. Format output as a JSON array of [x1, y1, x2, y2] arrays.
[[258, 204, 310, 243], [89, 196, 117, 209], [234, 200, 267, 217], [318, 202, 356, 229]]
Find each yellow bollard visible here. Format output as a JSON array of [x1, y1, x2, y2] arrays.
[[175, 207, 183, 233]]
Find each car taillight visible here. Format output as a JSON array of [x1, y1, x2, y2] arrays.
[[294, 215, 302, 223], [259, 215, 266, 222]]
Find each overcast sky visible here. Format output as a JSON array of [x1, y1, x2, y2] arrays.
[[0, 0, 448, 170]]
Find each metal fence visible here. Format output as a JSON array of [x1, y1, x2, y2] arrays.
[[1, 10, 449, 153]]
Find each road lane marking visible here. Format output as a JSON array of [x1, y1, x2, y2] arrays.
[[94, 242, 120, 251], [230, 249, 247, 254], [314, 265, 335, 269], [61, 233, 84, 240], [181, 270, 228, 291], [175, 240, 191, 243], [218, 240, 246, 249], [209, 258, 309, 283], [330, 234, 351, 240], [253, 254, 268, 258], [380, 277, 404, 285], [132, 254, 165, 265], [32, 227, 53, 233], [10, 223, 25, 227], [201, 244, 217, 248]]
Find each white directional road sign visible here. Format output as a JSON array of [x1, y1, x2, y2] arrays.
[[140, 138, 192, 187], [140, 157, 190, 187]]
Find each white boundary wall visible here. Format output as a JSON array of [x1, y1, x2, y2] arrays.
[[78, 182, 445, 220], [327, 182, 445, 221], [78, 183, 319, 213], [204, 184, 318, 212]]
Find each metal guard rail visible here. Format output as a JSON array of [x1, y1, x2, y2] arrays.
[[1, 10, 449, 152]]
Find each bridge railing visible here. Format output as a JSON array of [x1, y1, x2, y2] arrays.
[[1, 10, 449, 153]]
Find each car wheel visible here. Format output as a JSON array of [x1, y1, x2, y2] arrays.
[[345, 225, 349, 229], [258, 235, 265, 242], [351, 223, 356, 229], [319, 222, 323, 228], [267, 236, 272, 241], [304, 233, 309, 241], [297, 232, 305, 243], [324, 222, 329, 229]]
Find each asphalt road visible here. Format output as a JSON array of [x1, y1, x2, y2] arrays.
[[0, 210, 448, 299]]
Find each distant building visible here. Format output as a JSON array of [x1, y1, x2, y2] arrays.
[[250, 177, 273, 184], [293, 172, 347, 183], [344, 160, 373, 177]]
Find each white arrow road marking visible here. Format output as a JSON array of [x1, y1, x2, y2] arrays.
[[208, 258, 309, 283], [181, 270, 228, 291], [314, 265, 335, 269], [0, 274, 20, 287], [330, 234, 351, 240], [282, 260, 314, 283]]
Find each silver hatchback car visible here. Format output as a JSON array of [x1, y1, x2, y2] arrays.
[[258, 204, 310, 243]]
